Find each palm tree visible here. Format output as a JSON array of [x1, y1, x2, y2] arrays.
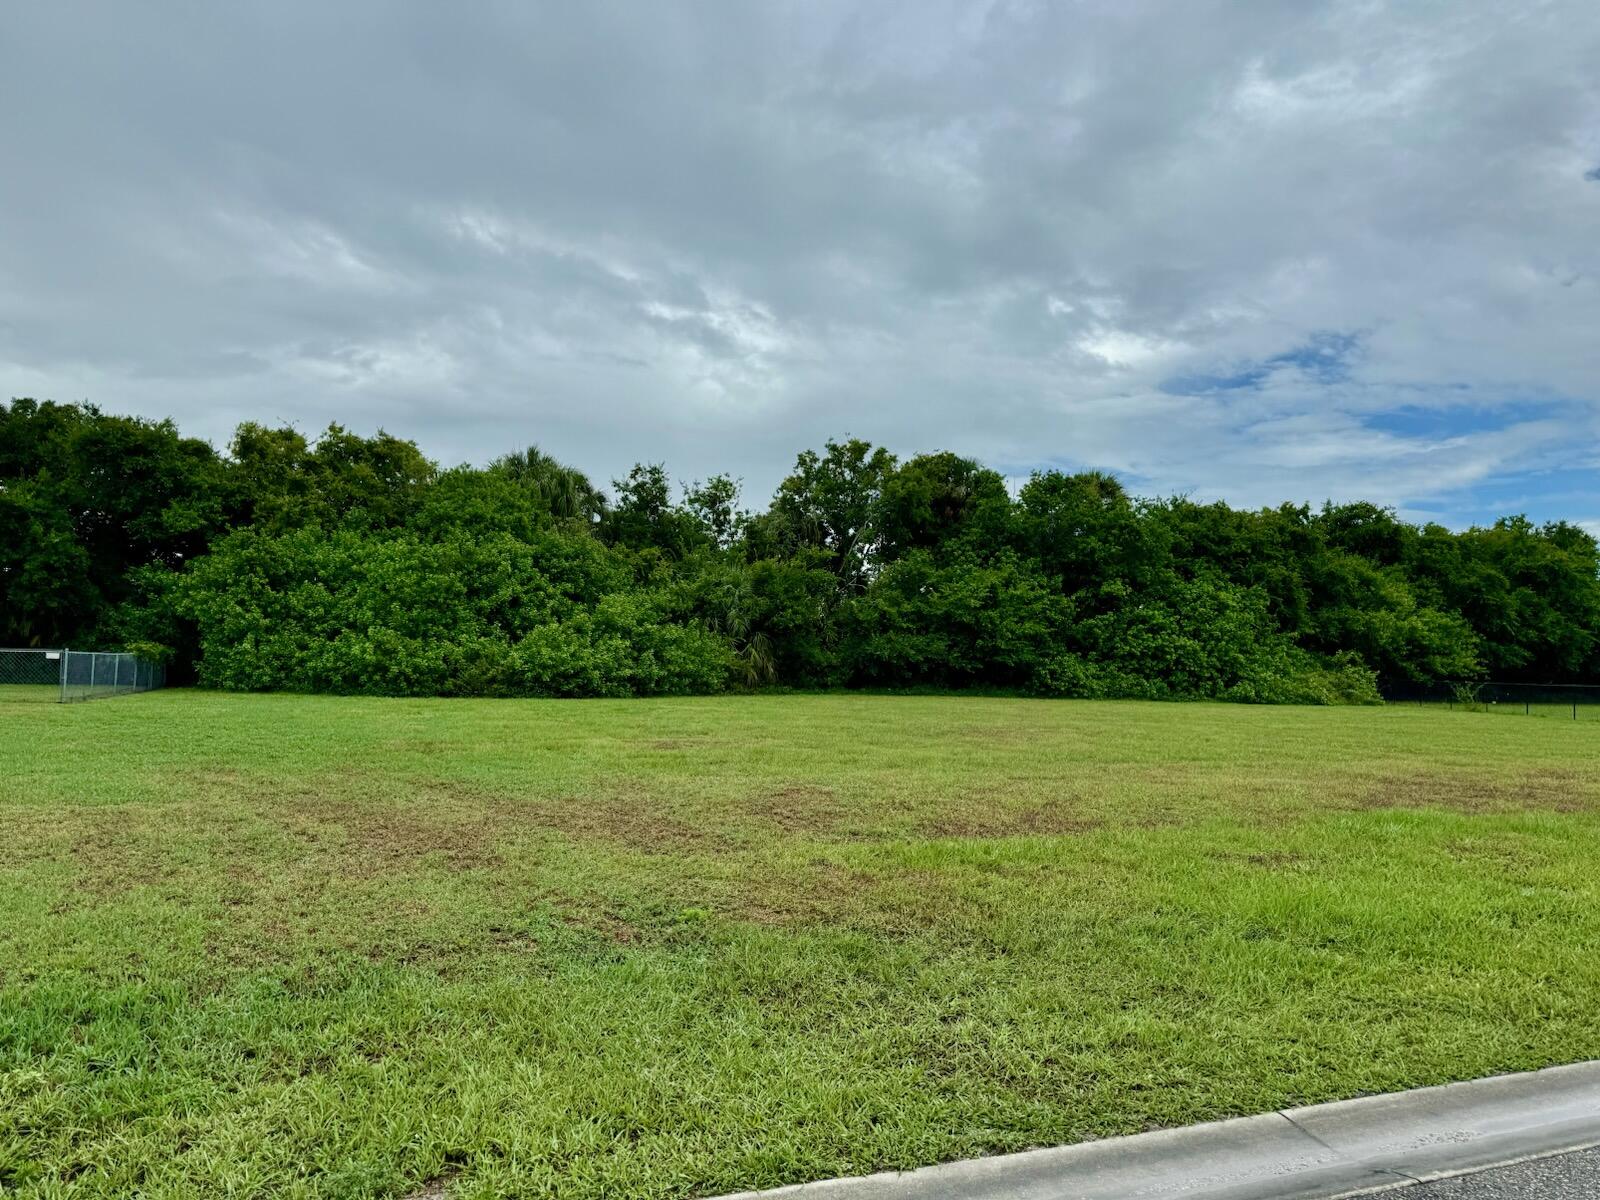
[[492, 446, 607, 524], [702, 572, 777, 687]]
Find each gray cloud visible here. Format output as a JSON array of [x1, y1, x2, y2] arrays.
[[2, 1, 1598, 521]]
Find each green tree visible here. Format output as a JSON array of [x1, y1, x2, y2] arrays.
[[490, 445, 607, 524], [750, 438, 897, 592], [684, 474, 745, 550], [230, 422, 435, 532], [603, 464, 705, 558], [876, 452, 1011, 562], [0, 399, 227, 647]]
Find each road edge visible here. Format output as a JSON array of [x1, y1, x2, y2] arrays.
[[708, 1060, 1600, 1200]]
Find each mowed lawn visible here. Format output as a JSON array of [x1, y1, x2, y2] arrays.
[[2, 694, 1599, 1199]]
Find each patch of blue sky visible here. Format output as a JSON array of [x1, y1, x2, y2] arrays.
[[1160, 330, 1362, 396], [1421, 465, 1600, 529], [1362, 402, 1555, 440]]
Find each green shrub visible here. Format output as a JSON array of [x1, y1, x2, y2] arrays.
[[177, 527, 732, 697]]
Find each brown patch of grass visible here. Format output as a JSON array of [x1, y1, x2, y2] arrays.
[[0, 809, 68, 869], [731, 860, 981, 940], [261, 771, 746, 870], [68, 808, 186, 895], [559, 909, 641, 945], [1352, 768, 1599, 814], [525, 795, 731, 855], [743, 784, 846, 833], [728, 860, 881, 927], [279, 795, 507, 877]]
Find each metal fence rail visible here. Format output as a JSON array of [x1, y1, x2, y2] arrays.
[[0, 648, 166, 703], [1388, 680, 1600, 722]]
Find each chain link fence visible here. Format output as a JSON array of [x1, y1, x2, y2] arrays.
[[1388, 680, 1600, 722], [0, 648, 166, 703]]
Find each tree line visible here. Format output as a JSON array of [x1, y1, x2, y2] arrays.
[[3, 398, 1596, 702]]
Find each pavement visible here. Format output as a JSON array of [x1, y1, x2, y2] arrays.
[[1401, 1146, 1600, 1198], [710, 1061, 1600, 1200]]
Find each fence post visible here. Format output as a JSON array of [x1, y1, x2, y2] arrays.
[[59, 649, 68, 703]]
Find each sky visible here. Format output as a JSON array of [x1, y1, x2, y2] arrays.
[[3, 2, 1598, 528]]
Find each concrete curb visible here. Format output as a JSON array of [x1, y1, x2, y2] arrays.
[[710, 1061, 1600, 1200]]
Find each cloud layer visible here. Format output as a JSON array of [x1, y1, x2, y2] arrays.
[[3, 1, 1598, 524]]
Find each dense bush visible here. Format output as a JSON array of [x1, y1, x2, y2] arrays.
[[177, 528, 729, 697], [5, 399, 1598, 702]]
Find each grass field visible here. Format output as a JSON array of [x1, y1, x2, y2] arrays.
[[1396, 698, 1600, 723], [0, 685, 61, 704], [2, 692, 1598, 1199]]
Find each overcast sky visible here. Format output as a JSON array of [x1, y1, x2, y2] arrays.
[[3, 2, 1598, 526]]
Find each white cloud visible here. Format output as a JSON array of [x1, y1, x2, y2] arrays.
[[0, 1, 1596, 521]]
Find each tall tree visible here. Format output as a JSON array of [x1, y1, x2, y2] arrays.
[[491, 445, 607, 524], [752, 438, 897, 592]]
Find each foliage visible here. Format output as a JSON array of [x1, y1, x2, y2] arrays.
[[230, 420, 436, 533], [6, 397, 1598, 700], [175, 527, 727, 697], [602, 463, 707, 559], [490, 444, 607, 525], [747, 437, 897, 593], [0, 399, 227, 647], [841, 548, 1070, 689]]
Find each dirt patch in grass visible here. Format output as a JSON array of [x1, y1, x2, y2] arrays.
[[525, 796, 732, 855], [742, 785, 846, 834], [559, 908, 641, 945], [1352, 768, 1598, 814], [275, 774, 732, 874], [729, 861, 881, 927], [280, 796, 507, 877], [403, 1178, 452, 1200], [69, 810, 174, 894]]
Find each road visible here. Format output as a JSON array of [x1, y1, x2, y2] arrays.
[[1402, 1147, 1600, 1199]]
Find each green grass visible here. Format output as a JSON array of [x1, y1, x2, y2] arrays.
[[0, 685, 60, 704], [1400, 698, 1600, 723], [2, 692, 1598, 1199]]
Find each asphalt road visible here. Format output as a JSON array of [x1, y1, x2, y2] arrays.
[[1402, 1148, 1600, 1198]]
